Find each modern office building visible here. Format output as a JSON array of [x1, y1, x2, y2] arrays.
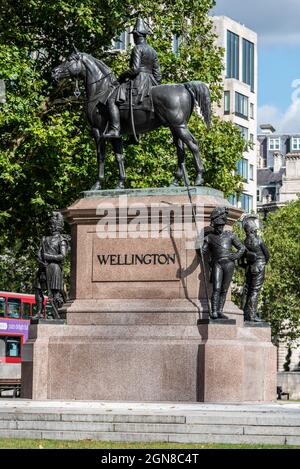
[[257, 124, 300, 215], [212, 16, 258, 212]]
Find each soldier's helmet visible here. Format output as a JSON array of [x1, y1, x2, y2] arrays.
[[242, 215, 259, 234], [210, 206, 229, 226], [131, 17, 151, 36]]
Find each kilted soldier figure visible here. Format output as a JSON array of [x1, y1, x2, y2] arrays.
[[33, 212, 70, 319], [201, 207, 245, 319], [241, 217, 270, 322]]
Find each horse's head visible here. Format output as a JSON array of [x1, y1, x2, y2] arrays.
[[52, 53, 83, 81]]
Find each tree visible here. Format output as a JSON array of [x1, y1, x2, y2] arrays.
[[232, 199, 300, 344], [0, 0, 246, 291], [260, 198, 300, 344]]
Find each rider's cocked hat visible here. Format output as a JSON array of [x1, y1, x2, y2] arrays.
[[131, 17, 151, 35], [210, 206, 229, 226]]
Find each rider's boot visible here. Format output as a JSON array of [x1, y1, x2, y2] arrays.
[[104, 99, 121, 139]]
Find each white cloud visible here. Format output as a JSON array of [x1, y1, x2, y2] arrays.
[[212, 0, 300, 45], [258, 81, 300, 133], [258, 105, 283, 131]]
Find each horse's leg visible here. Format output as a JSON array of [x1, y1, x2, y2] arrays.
[[111, 138, 125, 189], [90, 128, 106, 190], [172, 126, 204, 186], [170, 131, 185, 186]]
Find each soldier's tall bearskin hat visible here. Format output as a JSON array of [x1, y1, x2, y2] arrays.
[[50, 211, 64, 232]]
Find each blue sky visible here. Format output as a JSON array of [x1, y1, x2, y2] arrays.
[[211, 0, 300, 132]]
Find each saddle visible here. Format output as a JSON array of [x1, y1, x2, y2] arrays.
[[116, 82, 154, 112]]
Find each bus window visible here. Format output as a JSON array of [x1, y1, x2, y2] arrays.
[[6, 337, 21, 358], [7, 298, 21, 319], [22, 302, 31, 319], [0, 297, 5, 317], [0, 337, 5, 357]]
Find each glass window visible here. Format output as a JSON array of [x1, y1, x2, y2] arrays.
[[269, 138, 280, 151], [249, 164, 254, 180], [7, 298, 21, 319], [0, 297, 6, 317], [250, 103, 254, 119], [257, 189, 260, 202], [235, 92, 248, 118], [22, 302, 31, 319], [292, 137, 300, 151], [242, 39, 255, 92], [112, 31, 128, 51], [0, 337, 6, 357], [227, 30, 239, 79], [228, 194, 237, 206], [172, 34, 181, 56], [237, 158, 248, 181], [6, 337, 21, 358], [224, 91, 230, 114], [240, 194, 253, 213], [236, 124, 249, 140]]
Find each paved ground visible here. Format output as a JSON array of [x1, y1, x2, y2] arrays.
[[0, 399, 299, 414]]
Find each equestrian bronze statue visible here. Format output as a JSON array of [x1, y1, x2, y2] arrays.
[[52, 17, 211, 191]]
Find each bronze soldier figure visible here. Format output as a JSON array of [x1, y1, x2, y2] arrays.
[[33, 212, 70, 319], [241, 217, 270, 322], [103, 17, 162, 138], [202, 207, 245, 320]]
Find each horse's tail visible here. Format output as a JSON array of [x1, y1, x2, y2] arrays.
[[184, 80, 211, 128]]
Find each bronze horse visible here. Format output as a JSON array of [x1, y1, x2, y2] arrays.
[[52, 52, 211, 190]]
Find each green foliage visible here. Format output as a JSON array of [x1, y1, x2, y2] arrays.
[[232, 199, 300, 344], [0, 0, 246, 292], [261, 199, 300, 344]]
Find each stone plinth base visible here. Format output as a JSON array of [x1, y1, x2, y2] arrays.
[[22, 310, 276, 402], [21, 188, 276, 402]]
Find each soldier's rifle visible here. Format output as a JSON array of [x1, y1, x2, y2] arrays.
[[181, 163, 212, 318]]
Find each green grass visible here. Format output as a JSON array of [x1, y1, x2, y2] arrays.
[[0, 439, 298, 449]]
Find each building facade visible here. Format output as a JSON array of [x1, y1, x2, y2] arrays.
[[212, 16, 258, 213], [257, 124, 300, 215]]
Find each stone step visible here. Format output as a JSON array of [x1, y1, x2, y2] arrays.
[[0, 401, 299, 446], [0, 420, 299, 437], [0, 411, 299, 427], [0, 429, 299, 446]]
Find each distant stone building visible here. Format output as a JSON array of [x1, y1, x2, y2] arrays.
[[257, 124, 300, 215], [212, 16, 258, 213]]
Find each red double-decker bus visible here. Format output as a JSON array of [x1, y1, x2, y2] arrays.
[[0, 292, 50, 364]]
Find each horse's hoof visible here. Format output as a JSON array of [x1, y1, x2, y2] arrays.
[[90, 181, 102, 191], [169, 179, 180, 187], [194, 175, 204, 186], [115, 181, 125, 190]]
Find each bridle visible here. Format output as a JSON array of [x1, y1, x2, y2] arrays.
[[66, 54, 113, 98]]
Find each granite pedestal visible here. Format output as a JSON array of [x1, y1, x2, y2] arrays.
[[21, 187, 277, 402]]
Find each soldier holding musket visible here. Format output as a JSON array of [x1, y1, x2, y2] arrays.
[[201, 207, 245, 319]]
